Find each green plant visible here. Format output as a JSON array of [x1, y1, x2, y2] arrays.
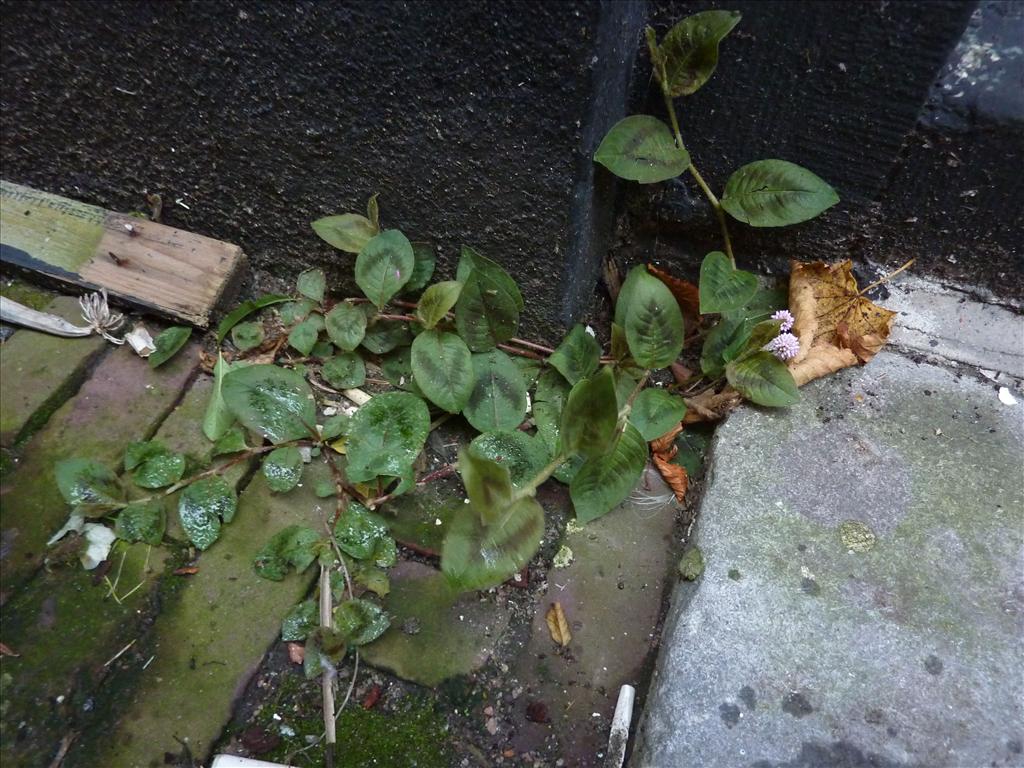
[[46, 10, 848, 762], [596, 10, 839, 406]]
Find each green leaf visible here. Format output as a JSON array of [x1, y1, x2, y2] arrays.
[[532, 370, 579, 483], [721, 159, 839, 227], [115, 500, 166, 545], [253, 525, 321, 580], [178, 476, 237, 550], [203, 353, 244, 441], [345, 392, 430, 483], [464, 350, 528, 433], [548, 324, 600, 385], [410, 330, 475, 413], [279, 299, 315, 326], [262, 446, 303, 492], [469, 431, 549, 487], [613, 367, 638, 409], [417, 281, 462, 329], [216, 294, 290, 343], [149, 326, 191, 369], [560, 367, 619, 459], [373, 536, 397, 568], [335, 598, 390, 646], [312, 213, 378, 253], [366, 194, 380, 228], [621, 267, 685, 368], [282, 599, 318, 641], [594, 115, 690, 183], [334, 502, 390, 560], [361, 318, 411, 354], [630, 388, 687, 441], [734, 286, 789, 322], [311, 340, 334, 358], [671, 425, 713, 477], [296, 268, 326, 302], [442, 496, 545, 591], [458, 447, 513, 524], [230, 321, 265, 352], [458, 246, 524, 310], [402, 242, 436, 295], [655, 10, 741, 97], [55, 458, 122, 509], [324, 301, 367, 351], [378, 347, 423, 395], [347, 560, 390, 597], [610, 322, 630, 362], [701, 314, 751, 376], [726, 351, 800, 407], [355, 229, 415, 309], [125, 442, 186, 489], [735, 319, 785, 362], [222, 364, 316, 443], [321, 353, 366, 389], [212, 425, 249, 456], [288, 315, 323, 356], [321, 413, 349, 441], [453, 247, 522, 352], [570, 422, 647, 523], [698, 251, 758, 314]]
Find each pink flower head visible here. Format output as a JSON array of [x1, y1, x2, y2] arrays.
[[764, 332, 800, 361], [771, 309, 795, 332]]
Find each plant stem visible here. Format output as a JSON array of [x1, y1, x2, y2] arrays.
[[319, 564, 337, 768], [512, 452, 568, 501], [497, 343, 545, 361], [661, 87, 736, 268]]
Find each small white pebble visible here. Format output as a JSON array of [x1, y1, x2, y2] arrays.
[[585, 325, 596, 337], [998, 387, 1017, 406]]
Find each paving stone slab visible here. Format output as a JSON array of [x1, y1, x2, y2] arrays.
[[634, 352, 1024, 768], [0, 375, 239, 768], [0, 295, 107, 447], [84, 474, 327, 768], [510, 473, 679, 764], [360, 560, 511, 687], [0, 344, 197, 596]]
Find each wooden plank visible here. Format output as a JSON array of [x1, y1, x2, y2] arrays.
[[0, 180, 245, 327]]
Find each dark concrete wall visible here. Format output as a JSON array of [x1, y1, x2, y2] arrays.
[[2, 0, 1020, 342], [615, 0, 1022, 298], [1, 0, 617, 338]]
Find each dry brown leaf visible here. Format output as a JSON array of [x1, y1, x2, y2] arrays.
[[287, 641, 305, 664], [545, 602, 572, 647], [653, 454, 689, 502], [648, 264, 701, 327], [789, 259, 896, 374], [0, 642, 20, 657], [650, 423, 683, 456], [789, 345, 858, 387], [173, 566, 199, 576], [683, 388, 743, 423]]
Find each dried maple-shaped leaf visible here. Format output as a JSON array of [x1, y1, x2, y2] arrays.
[[545, 602, 572, 647], [788, 260, 895, 386], [648, 264, 701, 328]]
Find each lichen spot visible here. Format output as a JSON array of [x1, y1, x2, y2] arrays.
[[839, 520, 876, 553]]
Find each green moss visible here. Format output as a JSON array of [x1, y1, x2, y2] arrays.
[[0, 277, 55, 310], [678, 546, 705, 580], [254, 687, 451, 768]]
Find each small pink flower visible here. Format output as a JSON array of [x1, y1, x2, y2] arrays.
[[764, 332, 800, 361], [771, 309, 795, 332]]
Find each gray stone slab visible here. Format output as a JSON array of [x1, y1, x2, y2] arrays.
[[634, 351, 1024, 768]]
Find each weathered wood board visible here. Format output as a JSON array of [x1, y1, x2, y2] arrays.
[[0, 180, 245, 326]]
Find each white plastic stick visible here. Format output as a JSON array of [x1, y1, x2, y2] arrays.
[[606, 683, 636, 768], [209, 755, 296, 768]]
